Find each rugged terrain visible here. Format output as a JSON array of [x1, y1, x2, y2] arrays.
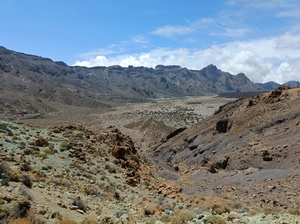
[[1, 87, 300, 223], [0, 47, 300, 223]]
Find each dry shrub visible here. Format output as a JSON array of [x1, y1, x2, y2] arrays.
[[8, 209, 35, 224], [288, 207, 300, 216], [8, 218, 33, 224], [0, 204, 10, 220], [59, 220, 78, 224], [85, 187, 101, 197], [81, 215, 98, 224], [210, 204, 230, 215], [144, 204, 159, 216], [0, 163, 20, 182], [13, 199, 31, 218], [170, 210, 195, 223], [263, 207, 278, 215], [159, 215, 171, 223], [205, 216, 227, 224]]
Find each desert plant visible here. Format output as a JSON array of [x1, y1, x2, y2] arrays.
[[1, 163, 21, 182], [288, 207, 300, 216], [60, 141, 73, 150], [0, 205, 10, 220], [44, 149, 55, 155], [13, 199, 31, 218], [263, 207, 278, 215], [205, 216, 226, 224], [8, 218, 34, 224], [59, 220, 78, 224], [35, 153, 47, 159], [211, 204, 230, 215], [80, 215, 98, 224], [171, 210, 195, 223], [85, 187, 101, 197], [20, 163, 32, 172], [144, 204, 159, 216]]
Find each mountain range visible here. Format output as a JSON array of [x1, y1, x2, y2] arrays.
[[0, 46, 299, 119]]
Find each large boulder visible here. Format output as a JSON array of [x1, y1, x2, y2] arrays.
[[216, 119, 232, 133]]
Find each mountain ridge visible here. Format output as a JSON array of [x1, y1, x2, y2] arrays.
[[0, 46, 298, 120]]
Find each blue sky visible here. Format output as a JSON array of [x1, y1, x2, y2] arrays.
[[1, 0, 300, 83]]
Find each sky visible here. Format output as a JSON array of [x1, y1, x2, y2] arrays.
[[1, 0, 300, 84]]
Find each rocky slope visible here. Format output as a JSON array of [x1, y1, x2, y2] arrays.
[[149, 86, 300, 171], [147, 86, 300, 219]]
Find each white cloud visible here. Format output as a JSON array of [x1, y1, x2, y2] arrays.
[[210, 28, 251, 37], [227, 0, 298, 9], [131, 35, 149, 44], [74, 30, 300, 84], [152, 25, 193, 37], [152, 18, 215, 37], [276, 10, 300, 17]]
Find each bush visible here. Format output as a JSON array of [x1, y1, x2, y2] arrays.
[[8, 218, 34, 224], [171, 210, 195, 223], [205, 216, 226, 224], [13, 199, 31, 218], [211, 204, 230, 215]]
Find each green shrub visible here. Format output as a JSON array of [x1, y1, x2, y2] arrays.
[[205, 216, 226, 224]]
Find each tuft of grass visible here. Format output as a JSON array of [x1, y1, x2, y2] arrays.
[[170, 210, 195, 223], [35, 153, 47, 159], [8, 219, 34, 224], [288, 207, 300, 216], [44, 149, 55, 155], [0, 205, 10, 220], [211, 204, 230, 215], [205, 216, 227, 224], [144, 203, 161, 216], [59, 141, 73, 150], [59, 221, 78, 224], [263, 207, 278, 215], [13, 199, 31, 218], [80, 215, 98, 224]]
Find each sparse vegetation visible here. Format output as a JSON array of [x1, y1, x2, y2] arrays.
[[205, 216, 227, 224], [210, 204, 230, 215]]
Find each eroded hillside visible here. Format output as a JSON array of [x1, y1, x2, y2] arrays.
[[147, 86, 300, 219]]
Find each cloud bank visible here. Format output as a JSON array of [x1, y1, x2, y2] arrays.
[[75, 29, 300, 84]]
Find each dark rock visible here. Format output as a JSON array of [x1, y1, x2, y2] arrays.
[[112, 146, 126, 160], [216, 119, 232, 133], [166, 127, 187, 139], [51, 211, 62, 219], [262, 150, 273, 161], [214, 156, 229, 169]]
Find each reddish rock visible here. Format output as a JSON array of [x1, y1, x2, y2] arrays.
[[204, 161, 217, 173], [35, 138, 48, 147], [112, 146, 126, 160]]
